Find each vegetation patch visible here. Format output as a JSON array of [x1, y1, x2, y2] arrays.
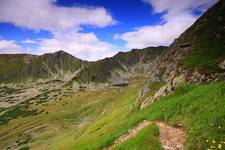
[[181, 1, 225, 73], [114, 124, 162, 150], [0, 105, 39, 125], [0, 79, 224, 150], [63, 81, 225, 150]]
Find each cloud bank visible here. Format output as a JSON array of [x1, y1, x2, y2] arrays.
[[0, 0, 219, 60], [0, 39, 22, 54], [0, 0, 117, 61], [0, 0, 115, 31], [115, 0, 218, 49], [34, 31, 117, 61]]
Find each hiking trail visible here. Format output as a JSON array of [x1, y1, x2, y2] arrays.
[[103, 120, 185, 150]]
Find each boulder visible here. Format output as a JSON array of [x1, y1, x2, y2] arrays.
[[218, 60, 225, 70]]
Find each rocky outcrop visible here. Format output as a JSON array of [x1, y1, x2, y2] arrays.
[[141, 74, 186, 109], [219, 60, 225, 70]]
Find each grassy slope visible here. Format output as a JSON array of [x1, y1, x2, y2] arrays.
[[0, 47, 166, 84], [0, 51, 84, 83], [0, 78, 147, 150], [0, 78, 224, 150], [0, 54, 32, 83], [140, 82, 225, 149], [69, 81, 225, 150], [181, 0, 225, 73], [114, 124, 162, 150], [74, 46, 167, 83]]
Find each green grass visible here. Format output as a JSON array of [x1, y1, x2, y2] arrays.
[[0, 78, 146, 150], [114, 124, 162, 150], [0, 105, 39, 125], [0, 79, 224, 150], [49, 81, 225, 150], [138, 82, 225, 149]]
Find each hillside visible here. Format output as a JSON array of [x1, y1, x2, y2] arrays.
[[0, 47, 167, 84], [0, 51, 85, 83], [0, 0, 225, 150], [148, 0, 225, 84], [74, 46, 167, 83]]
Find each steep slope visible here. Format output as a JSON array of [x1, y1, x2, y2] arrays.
[[74, 46, 167, 84], [0, 51, 85, 83], [180, 0, 225, 73], [149, 0, 225, 84], [139, 0, 225, 108]]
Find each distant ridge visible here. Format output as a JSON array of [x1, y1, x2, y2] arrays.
[[0, 46, 168, 83], [0, 50, 85, 83]]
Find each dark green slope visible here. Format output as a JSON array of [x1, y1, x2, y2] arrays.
[[74, 46, 167, 83], [0, 47, 167, 83], [178, 0, 225, 73], [0, 51, 85, 83]]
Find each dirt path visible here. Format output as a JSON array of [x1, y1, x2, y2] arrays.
[[155, 121, 185, 150], [103, 120, 185, 150], [102, 120, 151, 150]]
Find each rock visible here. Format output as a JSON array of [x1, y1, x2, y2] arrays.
[[141, 74, 186, 109], [218, 60, 225, 70], [172, 74, 186, 87], [138, 83, 150, 98]]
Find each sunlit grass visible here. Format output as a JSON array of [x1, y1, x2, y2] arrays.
[[0, 78, 224, 150]]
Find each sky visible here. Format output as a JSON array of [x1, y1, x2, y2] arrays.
[[0, 0, 219, 61]]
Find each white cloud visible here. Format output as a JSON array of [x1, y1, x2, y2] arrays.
[[115, 0, 219, 49], [22, 39, 38, 44], [0, 40, 22, 54], [33, 31, 117, 61], [0, 0, 115, 32], [0, 0, 118, 60]]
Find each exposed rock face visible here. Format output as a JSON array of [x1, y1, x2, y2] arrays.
[[141, 74, 186, 109]]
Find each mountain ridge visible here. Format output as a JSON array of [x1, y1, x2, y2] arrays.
[[0, 46, 168, 83]]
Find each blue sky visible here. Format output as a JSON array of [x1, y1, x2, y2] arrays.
[[0, 0, 218, 60]]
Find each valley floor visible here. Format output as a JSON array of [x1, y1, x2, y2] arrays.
[[0, 77, 225, 150]]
